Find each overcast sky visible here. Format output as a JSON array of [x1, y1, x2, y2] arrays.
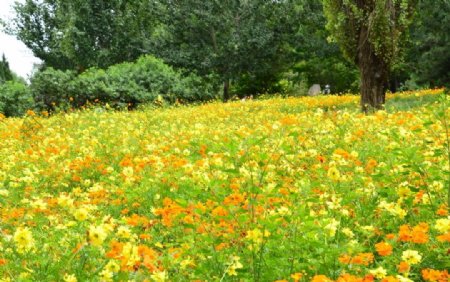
[[0, 0, 41, 79]]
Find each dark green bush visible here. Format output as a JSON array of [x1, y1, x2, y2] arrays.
[[30, 68, 76, 111], [31, 55, 217, 111], [0, 81, 34, 117]]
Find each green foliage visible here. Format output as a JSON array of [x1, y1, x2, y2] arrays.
[[323, 0, 416, 67], [293, 57, 359, 94], [0, 81, 34, 117], [10, 0, 160, 71], [157, 0, 301, 99], [30, 68, 77, 111], [406, 0, 450, 87], [287, 1, 360, 95], [0, 54, 14, 84], [31, 55, 217, 112]]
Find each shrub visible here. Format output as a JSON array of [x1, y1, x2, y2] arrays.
[[30, 68, 76, 111], [31, 55, 218, 112], [0, 81, 34, 117]]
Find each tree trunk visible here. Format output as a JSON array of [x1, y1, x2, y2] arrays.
[[223, 80, 230, 102], [358, 27, 389, 113]]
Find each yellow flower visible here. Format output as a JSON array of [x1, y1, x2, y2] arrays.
[[122, 166, 134, 178], [13, 227, 35, 254], [88, 225, 108, 246], [226, 256, 243, 276], [121, 242, 140, 266], [324, 218, 340, 237], [327, 166, 341, 181], [180, 257, 195, 269], [116, 226, 132, 239], [63, 274, 77, 282], [246, 228, 263, 244], [434, 218, 450, 234], [396, 275, 414, 282], [150, 270, 167, 282], [104, 260, 120, 273], [341, 228, 354, 238], [246, 228, 269, 249], [73, 207, 89, 221], [99, 269, 113, 282], [58, 194, 74, 208], [369, 266, 387, 279], [401, 250, 422, 265]]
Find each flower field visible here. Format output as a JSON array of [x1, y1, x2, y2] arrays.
[[0, 90, 449, 281]]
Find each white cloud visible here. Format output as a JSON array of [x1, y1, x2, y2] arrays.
[[0, 0, 41, 79]]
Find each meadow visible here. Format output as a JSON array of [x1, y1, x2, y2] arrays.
[[0, 89, 449, 281]]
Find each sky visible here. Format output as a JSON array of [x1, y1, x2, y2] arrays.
[[0, 0, 41, 79]]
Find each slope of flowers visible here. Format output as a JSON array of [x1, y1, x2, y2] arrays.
[[0, 89, 448, 281]]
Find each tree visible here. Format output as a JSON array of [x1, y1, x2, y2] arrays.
[[0, 54, 14, 84], [292, 0, 360, 94], [8, 0, 159, 71], [407, 0, 450, 88], [323, 0, 416, 112], [157, 0, 301, 101]]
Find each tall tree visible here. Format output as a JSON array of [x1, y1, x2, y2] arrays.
[[8, 0, 159, 71], [323, 0, 416, 112], [0, 54, 14, 84], [158, 0, 301, 101]]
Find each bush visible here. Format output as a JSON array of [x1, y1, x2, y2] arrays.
[[0, 81, 34, 117], [30, 68, 76, 111], [31, 55, 217, 112]]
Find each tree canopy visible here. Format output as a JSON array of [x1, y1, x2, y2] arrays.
[[0, 54, 14, 84], [156, 0, 301, 101], [10, 0, 160, 71]]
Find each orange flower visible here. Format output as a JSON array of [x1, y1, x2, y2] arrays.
[[397, 261, 410, 273], [398, 224, 412, 242], [398, 223, 429, 243], [422, 269, 449, 282], [436, 232, 450, 242], [311, 275, 333, 282], [375, 242, 393, 256], [212, 206, 229, 217], [139, 234, 151, 240], [436, 205, 448, 216], [106, 241, 123, 259], [337, 273, 364, 282], [365, 159, 377, 172], [351, 253, 374, 266], [411, 223, 429, 243], [339, 253, 374, 266], [316, 155, 327, 163], [215, 242, 228, 251], [223, 193, 245, 206], [385, 233, 396, 240], [381, 277, 399, 282]]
